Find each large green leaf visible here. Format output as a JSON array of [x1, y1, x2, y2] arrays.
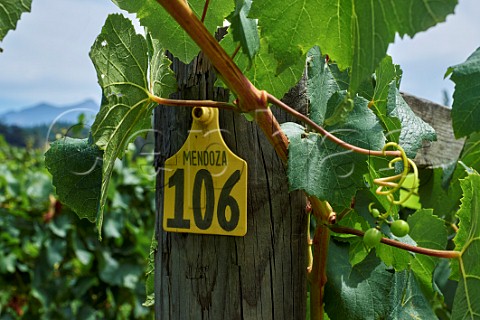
[[313, 53, 403, 143], [419, 132, 480, 219], [418, 166, 459, 220], [251, 0, 457, 93], [306, 46, 349, 126], [408, 209, 448, 297], [45, 137, 103, 221], [372, 56, 402, 113], [306, 48, 403, 142], [220, 33, 304, 100], [325, 240, 436, 319], [249, 0, 324, 73], [89, 14, 175, 235], [112, 0, 233, 63], [282, 95, 384, 208], [451, 172, 480, 280], [387, 85, 437, 159], [451, 171, 480, 319], [0, 0, 32, 43], [148, 33, 176, 96], [330, 210, 371, 266], [286, 51, 385, 207], [455, 132, 480, 178], [335, 210, 370, 240], [347, 0, 457, 93], [446, 47, 480, 138], [376, 241, 412, 272]]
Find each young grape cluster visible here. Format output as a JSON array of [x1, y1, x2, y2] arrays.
[[363, 204, 410, 248]]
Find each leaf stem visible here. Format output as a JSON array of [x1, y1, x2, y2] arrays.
[[231, 44, 241, 59], [266, 93, 401, 158], [330, 226, 461, 259], [200, 0, 210, 22]]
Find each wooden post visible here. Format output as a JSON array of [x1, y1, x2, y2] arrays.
[[154, 53, 307, 319]]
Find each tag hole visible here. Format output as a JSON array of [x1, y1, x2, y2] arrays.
[[192, 107, 213, 124], [193, 107, 203, 119]]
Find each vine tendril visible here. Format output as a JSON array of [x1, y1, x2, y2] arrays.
[[373, 142, 418, 205]]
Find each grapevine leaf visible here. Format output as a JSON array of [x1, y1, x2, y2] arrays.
[[227, 0, 259, 60], [451, 171, 480, 319], [325, 240, 437, 320], [446, 47, 480, 138], [451, 171, 480, 275], [387, 85, 437, 159], [448, 132, 480, 202], [336, 210, 370, 240], [289, 59, 385, 207], [354, 56, 403, 144], [306, 47, 401, 135], [306, 46, 349, 126], [347, 238, 369, 266], [249, 0, 323, 73], [376, 226, 416, 273], [371, 56, 403, 117], [147, 33, 176, 96], [376, 243, 412, 272], [320, 91, 346, 127], [282, 95, 384, 208], [419, 132, 480, 219], [331, 210, 370, 266], [418, 167, 460, 219], [347, 0, 457, 93], [458, 132, 480, 173], [408, 209, 448, 297], [112, 0, 233, 63], [307, 52, 401, 135], [251, 0, 457, 93], [0, 0, 32, 43], [89, 14, 175, 236], [45, 138, 103, 221], [220, 33, 304, 100]]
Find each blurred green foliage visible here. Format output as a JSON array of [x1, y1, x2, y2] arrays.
[[0, 134, 156, 319]]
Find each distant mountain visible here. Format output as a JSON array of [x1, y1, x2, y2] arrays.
[[0, 99, 100, 127]]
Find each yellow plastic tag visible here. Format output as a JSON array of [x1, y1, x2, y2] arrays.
[[163, 107, 247, 236]]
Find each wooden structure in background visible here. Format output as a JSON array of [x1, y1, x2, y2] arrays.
[[402, 93, 465, 167]]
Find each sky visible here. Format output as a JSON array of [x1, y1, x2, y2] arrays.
[[0, 0, 479, 113], [388, 0, 480, 106]]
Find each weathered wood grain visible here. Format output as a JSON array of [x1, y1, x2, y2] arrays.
[[154, 53, 307, 320]]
